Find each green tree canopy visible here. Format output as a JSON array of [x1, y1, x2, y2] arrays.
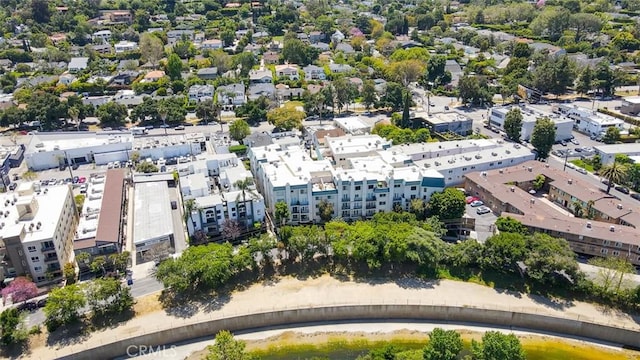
[[427, 188, 466, 220], [471, 331, 526, 360], [423, 327, 463, 360], [229, 119, 251, 141], [96, 102, 128, 128], [503, 107, 523, 142], [530, 117, 556, 159], [266, 107, 305, 131]]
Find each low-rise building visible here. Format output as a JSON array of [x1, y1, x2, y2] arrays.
[[196, 67, 218, 80], [489, 105, 573, 142], [142, 70, 166, 83], [621, 96, 640, 115], [554, 103, 624, 136], [188, 84, 215, 103], [0, 182, 77, 285], [303, 65, 326, 81], [413, 112, 473, 136], [594, 143, 640, 165], [68, 57, 89, 73], [275, 64, 300, 80], [201, 39, 223, 50], [333, 116, 371, 136], [92, 30, 112, 43], [114, 40, 138, 53], [249, 69, 273, 84], [217, 83, 246, 111], [133, 181, 174, 263]]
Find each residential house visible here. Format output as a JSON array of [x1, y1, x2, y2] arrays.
[[335, 43, 355, 54], [142, 70, 166, 83], [297, 32, 309, 41], [49, 33, 67, 45], [275, 64, 300, 80], [276, 84, 303, 100], [303, 65, 326, 81], [445, 60, 463, 86], [167, 30, 195, 44], [92, 30, 112, 43], [111, 71, 139, 86], [373, 78, 387, 93], [58, 73, 77, 86], [188, 84, 215, 103], [0, 59, 12, 70], [105, 10, 132, 24], [329, 63, 353, 74], [92, 43, 112, 54], [217, 83, 246, 111], [248, 83, 276, 101], [529, 42, 566, 58], [114, 41, 138, 53], [263, 51, 280, 65], [252, 31, 269, 41], [68, 57, 89, 73], [311, 42, 330, 51], [307, 84, 324, 95], [349, 77, 363, 90], [196, 67, 218, 80], [201, 39, 223, 50], [309, 31, 324, 44], [331, 30, 345, 44], [244, 44, 262, 54], [249, 69, 273, 84]]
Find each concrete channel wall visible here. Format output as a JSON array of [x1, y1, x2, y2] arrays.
[[60, 304, 640, 360]]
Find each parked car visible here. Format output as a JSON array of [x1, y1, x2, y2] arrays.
[[36, 298, 47, 308], [465, 196, 480, 204], [71, 163, 79, 170], [78, 177, 86, 184], [476, 206, 491, 215], [174, 125, 185, 130], [470, 200, 484, 207], [560, 141, 567, 146], [615, 186, 630, 194], [576, 167, 587, 174], [631, 193, 640, 201], [570, 138, 580, 145], [72, 176, 79, 184], [601, 178, 613, 186], [8, 183, 17, 191], [16, 301, 37, 312], [79, 184, 87, 194]]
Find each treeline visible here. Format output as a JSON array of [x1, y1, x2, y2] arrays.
[[155, 212, 640, 312]]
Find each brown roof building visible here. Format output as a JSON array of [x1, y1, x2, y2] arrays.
[[465, 160, 640, 265]]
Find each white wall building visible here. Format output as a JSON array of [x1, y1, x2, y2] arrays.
[[594, 143, 640, 165], [554, 103, 625, 136], [92, 30, 112, 43], [188, 84, 215, 102], [217, 84, 246, 111], [0, 183, 77, 285], [133, 181, 174, 262], [325, 134, 392, 168], [114, 40, 138, 53], [333, 116, 372, 135], [489, 105, 573, 141]]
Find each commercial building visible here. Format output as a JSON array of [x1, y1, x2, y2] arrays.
[[133, 181, 174, 263], [74, 169, 127, 259], [594, 143, 640, 165], [25, 132, 133, 170], [621, 96, 640, 115], [554, 103, 624, 136], [412, 111, 473, 136], [0, 145, 24, 191], [0, 182, 77, 285], [333, 116, 371, 135], [489, 105, 573, 141], [464, 161, 640, 265]]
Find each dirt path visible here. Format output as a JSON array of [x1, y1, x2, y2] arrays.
[[22, 275, 640, 359]]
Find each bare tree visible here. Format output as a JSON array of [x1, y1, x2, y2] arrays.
[[221, 219, 241, 243]]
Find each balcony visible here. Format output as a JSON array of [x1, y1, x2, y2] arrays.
[[44, 256, 59, 264], [354, 196, 362, 201], [292, 207, 300, 214], [290, 199, 309, 206], [393, 195, 403, 201], [366, 202, 376, 209], [47, 264, 61, 272], [353, 203, 362, 210], [41, 246, 56, 254], [366, 195, 376, 201], [342, 196, 350, 202], [341, 203, 351, 210]]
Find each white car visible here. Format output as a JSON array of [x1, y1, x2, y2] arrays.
[[470, 200, 484, 207], [476, 206, 491, 215], [576, 167, 587, 174]]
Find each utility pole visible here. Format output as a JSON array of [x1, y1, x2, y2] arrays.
[[563, 150, 569, 171]]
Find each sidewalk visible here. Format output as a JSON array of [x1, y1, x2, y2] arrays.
[[25, 275, 640, 359]]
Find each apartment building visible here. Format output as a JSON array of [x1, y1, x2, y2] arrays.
[[489, 105, 573, 141], [594, 143, 640, 165], [249, 143, 444, 224], [554, 103, 624, 136], [0, 183, 77, 285], [464, 161, 640, 265], [188, 84, 215, 103]]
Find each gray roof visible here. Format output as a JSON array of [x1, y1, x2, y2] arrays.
[[133, 181, 174, 244], [197, 67, 218, 75], [68, 57, 89, 69]]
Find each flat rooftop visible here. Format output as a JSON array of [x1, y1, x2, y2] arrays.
[[414, 142, 534, 172], [26, 132, 133, 153], [326, 134, 391, 156], [133, 181, 174, 244], [333, 116, 370, 134], [132, 132, 206, 150], [95, 169, 125, 244], [414, 112, 471, 125], [595, 143, 640, 155]]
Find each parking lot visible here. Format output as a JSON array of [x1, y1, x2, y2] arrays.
[[464, 196, 497, 243]]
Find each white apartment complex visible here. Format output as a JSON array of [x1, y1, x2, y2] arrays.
[[0, 183, 77, 285], [489, 105, 573, 141], [554, 103, 625, 136]]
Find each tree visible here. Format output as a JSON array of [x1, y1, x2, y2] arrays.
[[401, 91, 411, 129], [602, 126, 621, 144], [63, 263, 77, 284], [166, 53, 183, 81], [318, 199, 334, 223], [282, 38, 319, 66], [274, 201, 290, 226], [472, 331, 525, 360], [266, 107, 305, 130], [229, 119, 251, 141], [530, 117, 556, 159], [68, 106, 81, 131], [387, 60, 425, 86], [576, 66, 593, 96], [86, 278, 134, 316], [96, 102, 128, 128], [332, 77, 357, 113], [236, 97, 269, 125], [427, 188, 466, 220], [529, 7, 571, 42], [524, 233, 579, 284], [222, 219, 242, 242], [495, 217, 529, 235], [588, 257, 636, 293], [503, 108, 523, 142], [234, 178, 255, 227], [409, 198, 426, 220], [206, 330, 252, 360], [482, 232, 527, 271], [533, 174, 546, 191], [136, 161, 159, 173], [196, 99, 221, 125], [424, 55, 452, 87], [0, 308, 27, 346], [458, 75, 492, 106], [600, 161, 629, 193], [1, 277, 37, 304], [423, 327, 463, 360], [361, 80, 377, 110], [594, 61, 620, 97], [139, 33, 164, 68], [380, 82, 405, 112], [109, 251, 130, 273], [44, 284, 87, 331]]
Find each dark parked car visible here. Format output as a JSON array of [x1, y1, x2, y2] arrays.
[[615, 186, 630, 194], [72, 176, 79, 184], [8, 183, 17, 191], [631, 193, 640, 201], [72, 163, 79, 170], [16, 301, 37, 312], [36, 298, 47, 308]]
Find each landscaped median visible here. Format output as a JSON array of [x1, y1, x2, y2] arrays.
[[26, 276, 640, 360]]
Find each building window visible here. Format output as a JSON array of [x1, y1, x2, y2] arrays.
[[615, 242, 622, 248], [368, 185, 374, 189], [603, 240, 610, 246], [343, 186, 347, 190], [612, 250, 620, 256], [355, 186, 361, 191], [31, 256, 40, 262], [601, 248, 608, 254], [410, 186, 417, 191], [36, 276, 45, 282], [394, 184, 401, 188], [34, 266, 42, 272], [27, 246, 36, 252]]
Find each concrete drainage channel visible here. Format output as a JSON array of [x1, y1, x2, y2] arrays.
[[56, 304, 640, 360]]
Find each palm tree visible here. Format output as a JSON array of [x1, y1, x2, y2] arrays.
[[571, 200, 585, 218], [586, 199, 595, 219], [184, 198, 198, 231], [234, 178, 254, 228], [600, 161, 629, 193], [68, 106, 80, 131]]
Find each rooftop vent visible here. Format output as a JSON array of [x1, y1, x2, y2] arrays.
[[499, 169, 504, 174], [610, 225, 615, 232], [510, 187, 515, 192], [586, 222, 592, 228], [527, 167, 532, 172], [491, 152, 498, 156], [617, 204, 623, 210], [567, 179, 573, 184], [475, 154, 482, 159], [481, 171, 487, 177]]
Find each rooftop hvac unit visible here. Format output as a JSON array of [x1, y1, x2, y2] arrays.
[[617, 204, 623, 210], [567, 179, 573, 184], [610, 225, 615, 232], [586, 222, 592, 228]]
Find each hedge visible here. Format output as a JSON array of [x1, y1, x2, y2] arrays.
[[598, 108, 640, 126]]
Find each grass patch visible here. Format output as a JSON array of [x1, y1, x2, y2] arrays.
[[570, 159, 594, 172]]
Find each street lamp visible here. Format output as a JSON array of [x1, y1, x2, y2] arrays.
[[563, 150, 569, 171]]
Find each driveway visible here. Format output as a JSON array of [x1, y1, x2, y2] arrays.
[[465, 203, 497, 243]]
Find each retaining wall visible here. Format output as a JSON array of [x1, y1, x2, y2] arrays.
[[59, 304, 640, 360]]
